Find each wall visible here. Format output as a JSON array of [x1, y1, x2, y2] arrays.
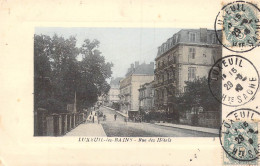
[[177, 45, 221, 93], [131, 75, 154, 111], [109, 87, 120, 102], [34, 110, 86, 136]]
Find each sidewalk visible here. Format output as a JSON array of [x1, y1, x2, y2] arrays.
[[103, 106, 115, 111], [102, 106, 128, 117], [64, 111, 107, 136], [64, 123, 107, 136], [154, 123, 219, 135], [116, 111, 128, 117]]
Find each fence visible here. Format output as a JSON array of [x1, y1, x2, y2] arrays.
[[34, 108, 86, 136]]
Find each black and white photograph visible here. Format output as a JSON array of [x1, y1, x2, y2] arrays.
[[34, 27, 222, 137]]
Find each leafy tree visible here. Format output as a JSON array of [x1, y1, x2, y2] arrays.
[[34, 35, 52, 109], [49, 35, 80, 107], [34, 34, 113, 113], [78, 39, 113, 107], [176, 77, 221, 114]]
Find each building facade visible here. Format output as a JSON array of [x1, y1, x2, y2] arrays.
[[119, 62, 154, 119], [107, 77, 123, 107], [138, 81, 154, 113], [154, 28, 222, 120]]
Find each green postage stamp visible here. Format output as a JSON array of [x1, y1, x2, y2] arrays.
[[215, 1, 260, 53], [220, 108, 260, 165]]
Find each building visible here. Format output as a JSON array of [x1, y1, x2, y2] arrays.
[[138, 81, 155, 113], [107, 77, 123, 107], [119, 61, 154, 119], [97, 95, 106, 106], [154, 28, 222, 120]]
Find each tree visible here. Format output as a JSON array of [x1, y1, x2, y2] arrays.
[[176, 77, 221, 113], [34, 35, 53, 109], [34, 34, 113, 113], [78, 39, 113, 107], [49, 35, 80, 107]]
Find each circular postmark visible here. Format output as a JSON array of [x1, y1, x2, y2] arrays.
[[208, 55, 259, 107], [220, 108, 260, 162], [215, 1, 260, 53]]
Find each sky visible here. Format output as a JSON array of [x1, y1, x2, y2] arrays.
[[35, 27, 180, 78]]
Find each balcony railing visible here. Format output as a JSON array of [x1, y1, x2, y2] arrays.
[[154, 79, 176, 88]]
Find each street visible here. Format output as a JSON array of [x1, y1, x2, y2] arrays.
[[99, 107, 218, 137]]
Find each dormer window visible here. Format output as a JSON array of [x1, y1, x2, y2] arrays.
[[212, 34, 216, 44], [189, 32, 196, 42], [176, 35, 179, 43]]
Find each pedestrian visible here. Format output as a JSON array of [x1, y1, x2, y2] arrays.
[[114, 114, 117, 121], [92, 116, 95, 123], [124, 117, 127, 124]]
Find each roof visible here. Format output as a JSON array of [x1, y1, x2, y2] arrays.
[[110, 77, 123, 86], [156, 28, 221, 58], [126, 62, 154, 77]]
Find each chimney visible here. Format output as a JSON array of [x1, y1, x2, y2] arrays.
[[131, 63, 134, 69], [150, 62, 154, 69], [135, 61, 139, 68], [200, 28, 207, 43]]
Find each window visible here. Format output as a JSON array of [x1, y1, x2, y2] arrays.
[[189, 48, 196, 59], [212, 34, 216, 44], [189, 33, 196, 42], [188, 67, 196, 81], [162, 91, 164, 99], [176, 34, 179, 43], [164, 43, 167, 50], [203, 50, 207, 57], [162, 74, 164, 82], [170, 38, 173, 46]]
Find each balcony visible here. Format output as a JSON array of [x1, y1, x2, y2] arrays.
[[154, 82, 164, 88], [139, 96, 145, 100], [155, 98, 164, 104], [154, 68, 158, 73], [167, 60, 176, 68], [167, 79, 176, 85]]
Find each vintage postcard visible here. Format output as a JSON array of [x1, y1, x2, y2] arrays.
[[1, 0, 260, 165]]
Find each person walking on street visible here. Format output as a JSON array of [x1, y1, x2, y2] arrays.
[[114, 114, 117, 121], [124, 117, 127, 124], [92, 116, 95, 123]]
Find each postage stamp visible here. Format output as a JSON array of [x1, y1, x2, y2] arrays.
[[215, 1, 260, 53], [208, 55, 259, 107], [220, 108, 260, 165]]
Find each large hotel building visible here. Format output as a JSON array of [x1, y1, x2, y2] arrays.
[[154, 28, 222, 117]]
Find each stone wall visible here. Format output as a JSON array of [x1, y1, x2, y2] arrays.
[[180, 111, 220, 129], [34, 109, 85, 136]]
